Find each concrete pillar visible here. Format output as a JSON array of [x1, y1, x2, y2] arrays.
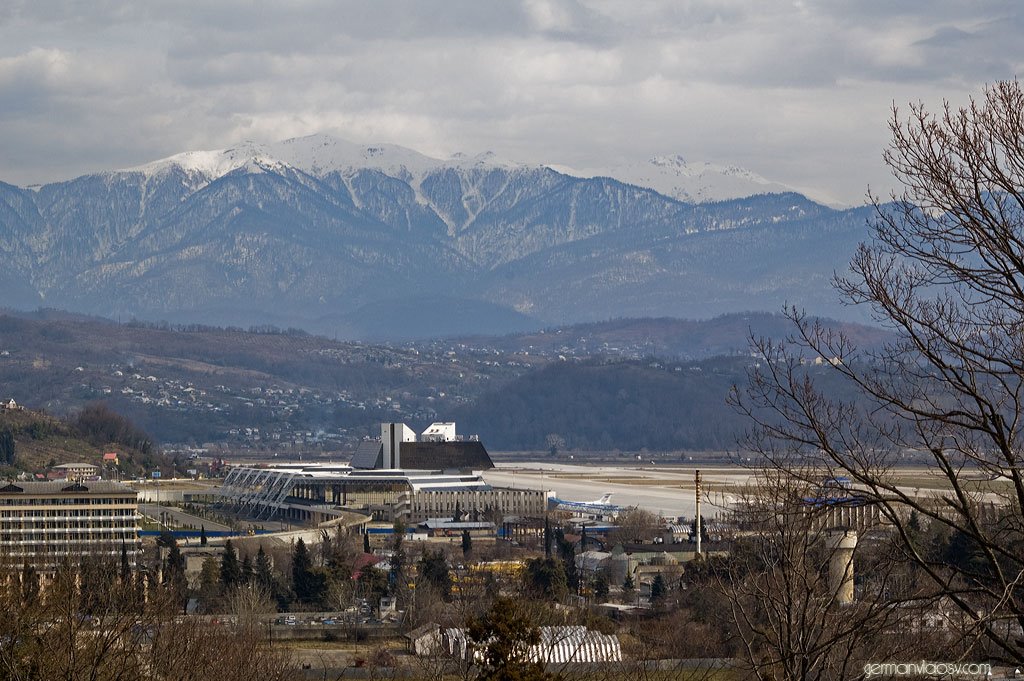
[[827, 529, 857, 605]]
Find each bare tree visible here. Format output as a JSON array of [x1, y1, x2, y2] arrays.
[[226, 582, 277, 625], [148, 616, 295, 681], [733, 80, 1024, 663], [0, 558, 296, 681], [714, 469, 946, 681], [0, 560, 171, 680], [609, 508, 661, 545]]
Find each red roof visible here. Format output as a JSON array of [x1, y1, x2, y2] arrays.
[[351, 552, 384, 579]]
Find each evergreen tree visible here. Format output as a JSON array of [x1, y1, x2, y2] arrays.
[[468, 596, 557, 681], [555, 528, 578, 593], [166, 541, 185, 578], [544, 516, 552, 559], [240, 553, 255, 585], [0, 429, 15, 466], [254, 545, 274, 590], [593, 572, 610, 602], [418, 549, 452, 599], [390, 520, 406, 591], [363, 531, 371, 554], [324, 526, 353, 582], [292, 539, 312, 592], [20, 561, 39, 604], [622, 573, 635, 604], [358, 566, 390, 605], [165, 540, 188, 612], [292, 538, 326, 605], [461, 529, 472, 557], [253, 544, 289, 609], [197, 556, 221, 613], [651, 574, 667, 605], [156, 529, 175, 547], [220, 539, 241, 590], [524, 557, 568, 601], [120, 542, 131, 583], [200, 525, 208, 546], [453, 501, 463, 522]]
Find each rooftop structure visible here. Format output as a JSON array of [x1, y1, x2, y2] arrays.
[[421, 422, 456, 442], [350, 422, 492, 472]]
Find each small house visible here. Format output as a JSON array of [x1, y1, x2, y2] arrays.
[[405, 623, 441, 655]]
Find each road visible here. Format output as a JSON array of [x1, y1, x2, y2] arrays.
[[139, 504, 232, 532]]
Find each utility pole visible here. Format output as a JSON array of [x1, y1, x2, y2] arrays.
[[695, 470, 702, 557]]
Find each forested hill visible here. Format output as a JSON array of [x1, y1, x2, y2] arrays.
[[453, 355, 863, 452], [438, 312, 892, 361], [0, 310, 882, 452], [0, 404, 168, 477], [453, 357, 748, 451]]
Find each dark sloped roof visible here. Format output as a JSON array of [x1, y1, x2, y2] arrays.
[[404, 623, 440, 641], [350, 441, 383, 469], [0, 481, 135, 495], [399, 441, 493, 472]]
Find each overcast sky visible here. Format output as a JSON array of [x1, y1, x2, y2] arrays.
[[0, 0, 1021, 205]]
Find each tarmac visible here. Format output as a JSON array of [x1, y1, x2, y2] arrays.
[[482, 463, 752, 519]]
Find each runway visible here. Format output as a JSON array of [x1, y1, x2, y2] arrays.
[[482, 463, 755, 520]]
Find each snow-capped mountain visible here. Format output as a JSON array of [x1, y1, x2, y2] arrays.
[[123, 134, 522, 190], [556, 155, 794, 203], [0, 134, 871, 339], [125, 135, 791, 204]]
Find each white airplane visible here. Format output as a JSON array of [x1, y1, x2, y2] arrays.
[[551, 492, 618, 514]]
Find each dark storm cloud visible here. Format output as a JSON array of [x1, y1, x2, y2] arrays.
[[0, 0, 1020, 204]]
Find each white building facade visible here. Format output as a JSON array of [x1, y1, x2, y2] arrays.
[[0, 481, 141, 574]]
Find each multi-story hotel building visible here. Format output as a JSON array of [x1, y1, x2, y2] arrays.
[[0, 481, 141, 574]]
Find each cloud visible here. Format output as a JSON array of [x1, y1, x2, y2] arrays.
[[0, 0, 1020, 203]]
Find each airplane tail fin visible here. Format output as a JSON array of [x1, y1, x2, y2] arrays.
[[597, 493, 612, 505]]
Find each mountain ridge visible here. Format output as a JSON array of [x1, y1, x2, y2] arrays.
[[0, 134, 871, 339]]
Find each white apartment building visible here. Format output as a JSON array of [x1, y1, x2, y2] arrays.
[[0, 481, 141, 573], [49, 462, 100, 481], [398, 488, 549, 523]]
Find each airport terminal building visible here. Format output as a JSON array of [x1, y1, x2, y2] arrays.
[[217, 422, 547, 523]]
